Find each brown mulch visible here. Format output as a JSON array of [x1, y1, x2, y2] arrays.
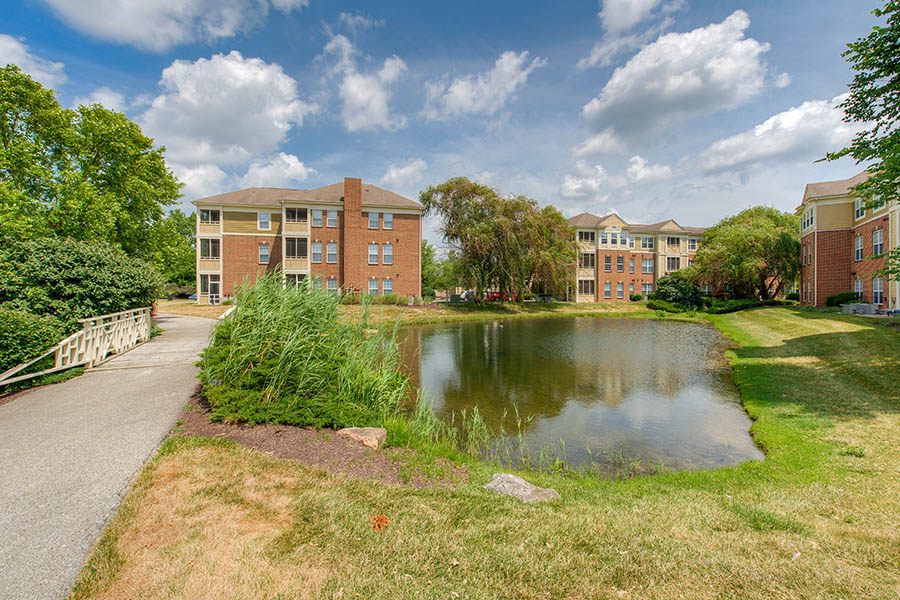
[[174, 388, 468, 489]]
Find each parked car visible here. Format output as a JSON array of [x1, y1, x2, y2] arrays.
[[188, 293, 197, 300]]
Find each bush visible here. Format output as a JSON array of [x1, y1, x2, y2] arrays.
[[647, 299, 686, 313], [163, 282, 194, 298], [705, 299, 795, 314], [629, 294, 642, 302], [655, 271, 702, 308], [0, 307, 66, 373], [370, 293, 411, 305], [198, 273, 410, 428], [826, 291, 861, 307], [786, 292, 799, 301], [0, 237, 162, 332]]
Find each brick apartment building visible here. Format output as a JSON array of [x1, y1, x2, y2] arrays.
[[569, 212, 705, 301], [193, 178, 423, 304], [797, 171, 898, 308]]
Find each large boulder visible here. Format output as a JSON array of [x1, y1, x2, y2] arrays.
[[484, 473, 560, 503], [337, 427, 387, 451]]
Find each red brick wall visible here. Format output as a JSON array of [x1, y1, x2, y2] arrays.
[[342, 178, 363, 291], [592, 251, 655, 300], [359, 212, 421, 297], [811, 230, 851, 306], [850, 216, 890, 304], [221, 235, 282, 296], [310, 212, 343, 289], [800, 232, 816, 306]]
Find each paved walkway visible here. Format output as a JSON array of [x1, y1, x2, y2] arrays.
[[0, 314, 213, 600]]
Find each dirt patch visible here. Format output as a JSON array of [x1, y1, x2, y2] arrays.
[[174, 389, 468, 489]]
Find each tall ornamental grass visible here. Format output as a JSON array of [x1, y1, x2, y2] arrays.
[[199, 273, 409, 428]]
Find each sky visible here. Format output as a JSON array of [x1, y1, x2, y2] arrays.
[[0, 0, 880, 247]]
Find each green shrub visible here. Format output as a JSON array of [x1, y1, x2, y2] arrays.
[[826, 291, 861, 307], [198, 273, 410, 428], [629, 294, 642, 302], [786, 292, 799, 301], [370, 293, 411, 305], [647, 299, 685, 313], [0, 307, 66, 373], [0, 237, 161, 332], [705, 299, 795, 314], [655, 271, 702, 308]]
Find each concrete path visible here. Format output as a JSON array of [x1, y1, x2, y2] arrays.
[[0, 314, 214, 600]]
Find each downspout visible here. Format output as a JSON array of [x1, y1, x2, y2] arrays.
[[814, 230, 818, 306]]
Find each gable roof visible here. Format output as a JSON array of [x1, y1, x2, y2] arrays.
[[569, 212, 705, 234], [192, 182, 423, 210], [802, 170, 869, 203]]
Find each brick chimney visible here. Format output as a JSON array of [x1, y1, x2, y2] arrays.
[[342, 177, 363, 291]]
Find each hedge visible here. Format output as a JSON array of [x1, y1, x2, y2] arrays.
[[825, 291, 861, 307], [0, 307, 66, 373]]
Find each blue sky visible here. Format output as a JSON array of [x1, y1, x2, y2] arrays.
[[1, 0, 878, 246]]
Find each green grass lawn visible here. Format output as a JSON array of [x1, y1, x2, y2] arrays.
[[70, 308, 900, 600]]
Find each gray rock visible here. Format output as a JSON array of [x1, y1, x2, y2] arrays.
[[483, 473, 560, 503], [337, 427, 387, 450]]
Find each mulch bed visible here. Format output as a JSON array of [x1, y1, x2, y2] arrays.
[[174, 389, 468, 489]]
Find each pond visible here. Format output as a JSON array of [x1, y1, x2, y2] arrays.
[[398, 317, 763, 474]]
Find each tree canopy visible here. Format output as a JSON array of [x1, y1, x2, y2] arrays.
[[825, 1, 900, 278], [419, 177, 576, 299], [691, 206, 800, 300]]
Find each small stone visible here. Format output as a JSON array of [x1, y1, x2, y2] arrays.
[[337, 427, 387, 450], [483, 473, 560, 503]]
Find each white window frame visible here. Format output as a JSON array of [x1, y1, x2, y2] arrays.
[[285, 237, 307, 259], [311, 242, 322, 263], [854, 278, 863, 299], [667, 256, 681, 271], [258, 242, 270, 264], [855, 235, 864, 261], [688, 238, 697, 251], [285, 208, 307, 223], [873, 278, 884, 304], [629, 283, 635, 296], [629, 258, 635, 273], [667, 236, 680, 246], [616, 255, 624, 272], [311, 210, 323, 227], [258, 211, 271, 231], [326, 210, 338, 228], [616, 282, 624, 298], [368, 279, 379, 295], [642, 258, 654, 274], [641, 283, 654, 296], [326, 278, 339, 293], [603, 281, 611, 299], [200, 238, 220, 259], [873, 229, 884, 255], [199, 209, 220, 224], [383, 279, 393, 295], [383, 213, 393, 230], [326, 243, 338, 264], [641, 237, 654, 250], [855, 199, 865, 219], [610, 232, 618, 246], [368, 212, 379, 229], [579, 252, 595, 268], [577, 279, 595, 296], [368, 243, 379, 265], [600, 232, 608, 245], [383, 243, 393, 265], [577, 230, 595, 243]]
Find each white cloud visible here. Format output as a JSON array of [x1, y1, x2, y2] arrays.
[[577, 18, 673, 70], [582, 10, 771, 145], [572, 129, 625, 157], [338, 12, 384, 32], [0, 34, 66, 88], [625, 155, 672, 182], [172, 163, 229, 200], [380, 158, 428, 190], [423, 51, 546, 120], [696, 95, 857, 172], [324, 34, 407, 132], [561, 160, 627, 201], [775, 72, 791, 88], [37, 0, 308, 52], [240, 153, 314, 187], [140, 51, 315, 165], [73, 87, 126, 111], [600, 0, 662, 34]]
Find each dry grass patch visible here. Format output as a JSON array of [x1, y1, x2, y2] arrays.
[[156, 299, 231, 319]]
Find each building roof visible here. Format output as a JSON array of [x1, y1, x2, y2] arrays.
[[568, 212, 705, 234], [802, 170, 869, 203], [192, 182, 424, 211]]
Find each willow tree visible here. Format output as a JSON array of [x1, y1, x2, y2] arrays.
[[692, 206, 800, 299], [419, 177, 576, 301]]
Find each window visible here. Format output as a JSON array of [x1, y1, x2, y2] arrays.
[[368, 279, 379, 295], [610, 232, 618, 246], [629, 283, 635, 296], [286, 273, 306, 288], [311, 242, 322, 263], [326, 243, 337, 263], [689, 258, 695, 266], [701, 284, 713, 295], [873, 278, 884, 304], [855, 199, 865, 219], [579, 252, 596, 268], [368, 212, 379, 229], [688, 238, 697, 251], [368, 243, 379, 264], [258, 211, 271, 230], [600, 232, 608, 245], [383, 279, 393, 295], [629, 236, 635, 248], [629, 258, 635, 273], [641, 283, 654, 296], [311, 210, 323, 227], [616, 256, 624, 272], [667, 256, 681, 271], [199, 238, 220, 259], [873, 229, 884, 255], [285, 208, 307, 223], [383, 213, 393, 230], [667, 236, 680, 246], [604, 281, 611, 299], [383, 244, 393, 265], [258, 242, 270, 264], [642, 258, 654, 274], [285, 237, 307, 259], [616, 282, 624, 299], [802, 209, 813, 230], [326, 210, 338, 227], [855, 235, 864, 261], [578, 230, 595, 243], [854, 278, 863, 299], [578, 280, 595, 296], [199, 274, 220, 295], [620, 233, 628, 246], [641, 237, 654, 250], [872, 195, 885, 210], [326, 278, 339, 293], [199, 209, 220, 224], [604, 255, 612, 272]]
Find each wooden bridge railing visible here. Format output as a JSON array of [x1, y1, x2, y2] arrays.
[[0, 307, 152, 387]]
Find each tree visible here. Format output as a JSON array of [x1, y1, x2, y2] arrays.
[[655, 271, 702, 308], [0, 65, 181, 262], [419, 177, 576, 301], [151, 209, 196, 289], [692, 206, 800, 300], [825, 1, 900, 278]]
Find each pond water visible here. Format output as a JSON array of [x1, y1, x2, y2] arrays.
[[398, 317, 763, 473]]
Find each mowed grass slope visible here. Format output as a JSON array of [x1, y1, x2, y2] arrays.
[[70, 308, 900, 600]]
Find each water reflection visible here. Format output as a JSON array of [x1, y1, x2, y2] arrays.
[[398, 317, 763, 471]]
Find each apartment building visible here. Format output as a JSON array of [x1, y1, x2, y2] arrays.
[[193, 178, 423, 304], [797, 171, 898, 308], [569, 212, 705, 302]]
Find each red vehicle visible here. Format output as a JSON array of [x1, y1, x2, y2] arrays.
[[485, 292, 518, 302]]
